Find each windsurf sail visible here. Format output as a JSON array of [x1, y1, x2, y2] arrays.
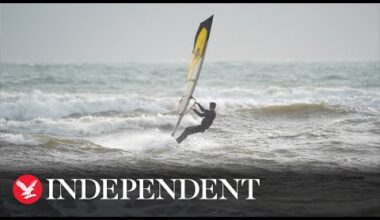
[[172, 15, 214, 137]]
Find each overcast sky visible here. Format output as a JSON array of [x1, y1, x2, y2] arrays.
[[1, 3, 379, 63]]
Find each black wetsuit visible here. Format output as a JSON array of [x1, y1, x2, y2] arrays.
[[176, 103, 216, 144]]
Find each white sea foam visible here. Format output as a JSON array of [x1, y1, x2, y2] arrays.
[[0, 91, 177, 120], [0, 114, 200, 137], [0, 133, 42, 146], [89, 129, 177, 152], [1, 86, 378, 120]]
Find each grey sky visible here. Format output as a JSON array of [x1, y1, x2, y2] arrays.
[[1, 3, 379, 63]]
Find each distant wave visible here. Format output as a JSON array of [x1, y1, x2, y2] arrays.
[[0, 91, 177, 120], [238, 102, 348, 115], [1, 86, 379, 120]]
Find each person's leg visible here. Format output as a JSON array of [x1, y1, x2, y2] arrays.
[[187, 125, 206, 135], [176, 126, 194, 143], [176, 125, 205, 144]]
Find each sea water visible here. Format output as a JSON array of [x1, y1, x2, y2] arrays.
[[0, 61, 379, 174]]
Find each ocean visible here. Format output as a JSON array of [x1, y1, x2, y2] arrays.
[[0, 61, 379, 216]]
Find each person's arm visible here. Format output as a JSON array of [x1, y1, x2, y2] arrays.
[[197, 103, 205, 112], [193, 108, 205, 117]]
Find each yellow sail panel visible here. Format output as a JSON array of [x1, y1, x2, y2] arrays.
[[188, 28, 208, 81]]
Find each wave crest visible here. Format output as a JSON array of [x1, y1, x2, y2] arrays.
[[0, 91, 177, 120]]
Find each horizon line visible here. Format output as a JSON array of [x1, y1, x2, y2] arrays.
[[1, 59, 379, 65]]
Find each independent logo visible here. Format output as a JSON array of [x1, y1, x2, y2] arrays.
[[12, 174, 43, 205]]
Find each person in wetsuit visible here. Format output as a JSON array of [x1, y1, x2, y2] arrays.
[[176, 102, 216, 144]]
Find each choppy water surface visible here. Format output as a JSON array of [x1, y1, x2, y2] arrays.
[[0, 61, 379, 174]]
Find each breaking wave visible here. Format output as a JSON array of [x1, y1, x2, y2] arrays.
[[1, 86, 379, 120], [0, 114, 199, 137], [0, 91, 177, 120]]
